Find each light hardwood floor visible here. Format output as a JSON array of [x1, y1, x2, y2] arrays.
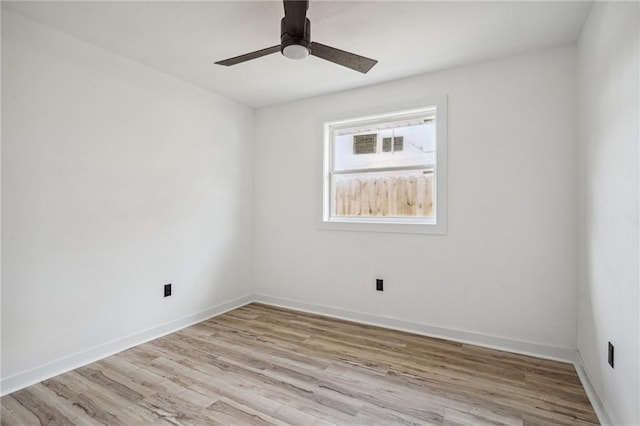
[[1, 303, 599, 425]]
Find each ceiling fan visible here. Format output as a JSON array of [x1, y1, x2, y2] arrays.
[[215, 0, 377, 74]]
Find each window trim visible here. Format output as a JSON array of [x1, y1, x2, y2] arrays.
[[319, 95, 448, 235]]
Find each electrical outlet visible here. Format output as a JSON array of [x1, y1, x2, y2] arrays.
[[608, 342, 614, 368], [376, 279, 384, 291], [164, 283, 172, 298]]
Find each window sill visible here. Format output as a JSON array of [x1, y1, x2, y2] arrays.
[[318, 219, 447, 235]]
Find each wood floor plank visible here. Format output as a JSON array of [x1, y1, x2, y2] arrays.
[[1, 396, 42, 425], [33, 380, 118, 426], [206, 399, 284, 426], [0, 404, 26, 426], [44, 371, 169, 425], [9, 389, 73, 426], [136, 391, 221, 425], [1, 303, 599, 425]]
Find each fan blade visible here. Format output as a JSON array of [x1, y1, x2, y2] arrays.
[[283, 0, 308, 37], [310, 42, 377, 74], [215, 45, 281, 66]]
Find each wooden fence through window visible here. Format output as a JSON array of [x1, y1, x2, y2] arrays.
[[334, 174, 434, 217]]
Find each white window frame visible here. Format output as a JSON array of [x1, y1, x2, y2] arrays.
[[320, 95, 447, 234]]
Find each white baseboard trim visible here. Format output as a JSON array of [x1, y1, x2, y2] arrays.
[[254, 294, 576, 363], [1, 293, 580, 399], [574, 351, 617, 426], [0, 294, 254, 397]]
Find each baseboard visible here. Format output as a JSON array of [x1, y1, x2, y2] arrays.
[[1, 293, 579, 398], [254, 294, 576, 363], [0, 294, 253, 396], [574, 351, 617, 426]]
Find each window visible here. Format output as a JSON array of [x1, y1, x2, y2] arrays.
[[382, 136, 403, 153], [322, 97, 447, 234], [353, 134, 377, 154]]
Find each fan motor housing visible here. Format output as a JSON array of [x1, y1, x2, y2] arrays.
[[280, 17, 311, 54]]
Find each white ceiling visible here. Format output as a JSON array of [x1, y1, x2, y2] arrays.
[[4, 1, 592, 109]]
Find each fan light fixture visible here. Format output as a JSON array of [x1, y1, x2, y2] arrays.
[[214, 0, 377, 73], [283, 44, 309, 60]]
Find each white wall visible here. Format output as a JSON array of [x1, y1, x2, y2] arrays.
[[577, 2, 640, 425], [254, 45, 578, 352], [6, 7, 636, 422], [1, 11, 254, 390]]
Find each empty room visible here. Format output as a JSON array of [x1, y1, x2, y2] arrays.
[[1, 0, 638, 425]]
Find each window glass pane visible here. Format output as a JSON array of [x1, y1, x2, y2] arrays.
[[382, 137, 392, 152]]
